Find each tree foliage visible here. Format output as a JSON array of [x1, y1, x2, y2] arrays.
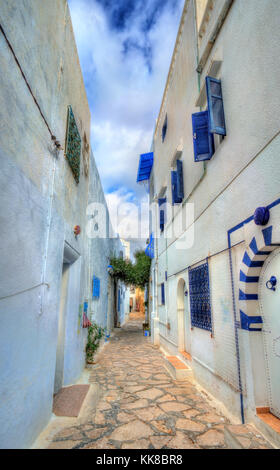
[[110, 250, 151, 289]]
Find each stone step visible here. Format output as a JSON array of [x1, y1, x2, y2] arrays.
[[224, 424, 273, 449], [164, 355, 193, 381]]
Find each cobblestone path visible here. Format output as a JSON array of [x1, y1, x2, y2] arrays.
[[48, 313, 272, 449]]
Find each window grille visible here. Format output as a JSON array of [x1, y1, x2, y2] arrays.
[[65, 105, 82, 183], [189, 261, 212, 331]]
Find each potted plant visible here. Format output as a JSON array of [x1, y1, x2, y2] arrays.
[[86, 322, 105, 364]]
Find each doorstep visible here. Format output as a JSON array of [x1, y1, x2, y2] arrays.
[[164, 355, 193, 381], [224, 423, 273, 449], [254, 408, 280, 448], [179, 350, 192, 363]]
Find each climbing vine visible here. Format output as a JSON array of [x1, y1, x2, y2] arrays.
[[86, 322, 105, 363], [109, 250, 151, 289]]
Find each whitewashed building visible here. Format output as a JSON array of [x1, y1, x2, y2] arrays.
[[0, 0, 123, 449], [139, 0, 280, 444]]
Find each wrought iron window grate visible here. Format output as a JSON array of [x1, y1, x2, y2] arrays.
[[189, 261, 212, 331], [65, 105, 81, 184]]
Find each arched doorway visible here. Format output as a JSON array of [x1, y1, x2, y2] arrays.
[[177, 278, 190, 354], [259, 247, 280, 419], [239, 225, 280, 419]]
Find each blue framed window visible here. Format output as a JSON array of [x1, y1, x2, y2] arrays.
[[206, 76, 226, 136], [189, 261, 212, 331], [162, 114, 168, 142], [161, 283, 165, 305], [192, 111, 214, 162], [92, 276, 100, 299], [158, 198, 166, 232], [176, 159, 184, 200], [171, 171, 183, 205]]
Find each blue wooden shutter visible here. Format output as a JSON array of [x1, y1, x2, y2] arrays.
[[93, 276, 100, 299], [192, 111, 214, 162], [161, 283, 165, 305], [171, 171, 182, 205], [206, 76, 226, 136], [158, 198, 166, 232], [176, 160, 184, 199]]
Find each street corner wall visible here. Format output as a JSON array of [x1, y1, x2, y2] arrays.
[[87, 151, 113, 330], [0, 0, 92, 448], [0, 151, 65, 449]]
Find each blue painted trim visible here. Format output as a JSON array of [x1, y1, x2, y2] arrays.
[[239, 271, 259, 283], [249, 237, 271, 256], [242, 252, 264, 268], [267, 198, 280, 210], [262, 226, 273, 246], [239, 290, 258, 301], [227, 198, 280, 425], [240, 310, 263, 331]]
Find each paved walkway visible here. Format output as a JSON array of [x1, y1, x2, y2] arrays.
[[48, 313, 272, 449]]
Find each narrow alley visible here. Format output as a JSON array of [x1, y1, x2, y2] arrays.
[[46, 313, 272, 450]]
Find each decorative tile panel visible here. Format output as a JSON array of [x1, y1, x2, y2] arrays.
[[65, 106, 81, 183], [189, 261, 212, 331]]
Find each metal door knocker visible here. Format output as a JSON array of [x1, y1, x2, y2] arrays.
[[266, 276, 277, 291]]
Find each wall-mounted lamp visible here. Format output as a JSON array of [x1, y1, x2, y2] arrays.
[[266, 276, 277, 292], [107, 265, 114, 275]]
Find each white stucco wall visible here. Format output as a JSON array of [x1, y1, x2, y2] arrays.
[[0, 1, 116, 449], [150, 0, 280, 426]]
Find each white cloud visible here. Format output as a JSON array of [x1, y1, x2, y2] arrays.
[[68, 0, 184, 227], [106, 187, 149, 240]]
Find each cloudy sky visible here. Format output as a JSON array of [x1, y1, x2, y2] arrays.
[[68, 0, 184, 238]]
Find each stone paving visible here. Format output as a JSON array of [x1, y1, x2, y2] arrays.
[[48, 313, 273, 449]]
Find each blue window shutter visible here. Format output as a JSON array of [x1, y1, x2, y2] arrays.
[[192, 111, 214, 162], [158, 198, 166, 232], [206, 76, 226, 136], [171, 171, 182, 205], [161, 283, 165, 305], [176, 160, 184, 199], [93, 276, 100, 299]]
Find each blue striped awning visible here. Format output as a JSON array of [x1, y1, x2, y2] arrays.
[[136, 152, 153, 183]]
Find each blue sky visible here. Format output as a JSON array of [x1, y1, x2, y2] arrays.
[[68, 0, 184, 237]]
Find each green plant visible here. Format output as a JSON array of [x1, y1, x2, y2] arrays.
[[86, 322, 105, 363], [110, 250, 151, 289]]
